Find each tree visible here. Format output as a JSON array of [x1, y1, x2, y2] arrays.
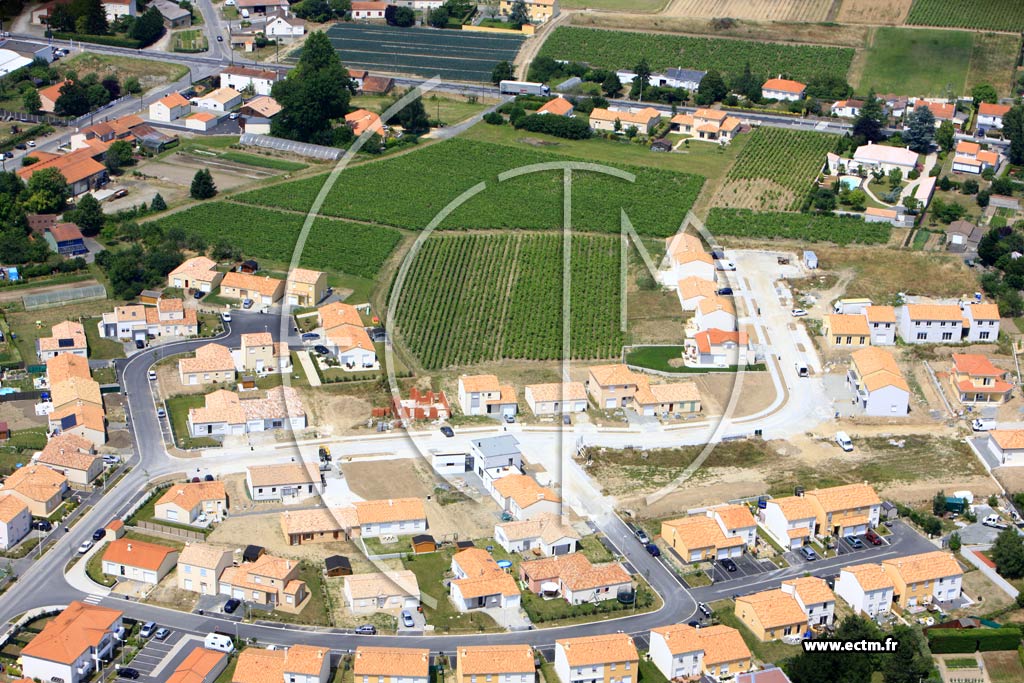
[[427, 6, 449, 27], [948, 531, 961, 552], [54, 81, 90, 117], [880, 625, 935, 683], [105, 140, 134, 173], [508, 0, 529, 27], [852, 90, 885, 143], [785, 615, 883, 683], [22, 87, 41, 114], [904, 104, 936, 153], [730, 61, 761, 102], [77, 0, 108, 35], [68, 193, 104, 236], [100, 75, 120, 100], [935, 119, 955, 153], [328, 0, 351, 16], [394, 97, 430, 135], [86, 83, 110, 108], [902, 196, 920, 214], [932, 490, 946, 516], [295, 0, 333, 22], [124, 77, 141, 94], [190, 169, 217, 200], [129, 7, 164, 45], [24, 167, 69, 213], [812, 187, 835, 212], [993, 526, 1024, 579], [972, 83, 998, 106], [602, 72, 622, 98], [630, 58, 651, 100], [491, 61, 514, 85], [1003, 104, 1024, 165], [695, 69, 726, 106], [887, 167, 902, 190], [150, 193, 166, 212]]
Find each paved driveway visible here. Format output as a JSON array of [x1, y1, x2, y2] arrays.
[[706, 553, 776, 584], [125, 628, 186, 680]]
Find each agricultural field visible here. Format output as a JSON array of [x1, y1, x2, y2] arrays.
[[536, 27, 855, 83], [561, 0, 665, 10], [323, 23, 523, 82], [906, 0, 1024, 32], [393, 233, 624, 369], [147, 203, 402, 279], [713, 128, 838, 211], [857, 28, 975, 97], [661, 0, 830, 22], [835, 0, 914, 24], [172, 29, 208, 53], [965, 33, 1023, 98], [234, 139, 704, 238], [705, 208, 891, 245], [55, 52, 189, 89]]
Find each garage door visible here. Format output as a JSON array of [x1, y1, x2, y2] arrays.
[[233, 588, 245, 599], [728, 546, 743, 558], [605, 398, 616, 409], [846, 524, 868, 536], [288, 295, 298, 306], [689, 551, 702, 562]]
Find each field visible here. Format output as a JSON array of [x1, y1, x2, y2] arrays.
[[147, 203, 402, 279], [966, 33, 1023, 98], [836, 0, 914, 24], [906, 0, 1024, 32], [706, 208, 891, 245], [661, 0, 830, 21], [172, 29, 209, 53], [561, 0, 665, 10], [981, 651, 1024, 683], [322, 23, 523, 82], [55, 53, 189, 89], [537, 27, 855, 82], [858, 28, 974, 97], [234, 139, 705, 238], [393, 233, 624, 369], [714, 128, 838, 211], [350, 94, 491, 127]]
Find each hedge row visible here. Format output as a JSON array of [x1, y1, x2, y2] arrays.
[[52, 32, 143, 49], [927, 627, 1022, 653]]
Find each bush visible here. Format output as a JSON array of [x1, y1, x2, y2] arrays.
[[513, 113, 592, 140], [483, 111, 504, 125], [52, 32, 142, 49], [927, 627, 1022, 653]]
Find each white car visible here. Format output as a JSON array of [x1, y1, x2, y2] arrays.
[[78, 540, 93, 554], [715, 260, 736, 271], [791, 309, 807, 317], [26, 140, 35, 147], [221, 312, 232, 322]]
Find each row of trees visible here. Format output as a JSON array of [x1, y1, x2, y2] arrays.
[[32, 71, 142, 118], [46, 0, 165, 45]]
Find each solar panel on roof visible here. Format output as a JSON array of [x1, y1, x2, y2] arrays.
[[59, 414, 77, 429], [57, 338, 74, 347]]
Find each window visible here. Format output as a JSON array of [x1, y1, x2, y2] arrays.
[[916, 333, 927, 340], [184, 565, 191, 573], [942, 332, 953, 341], [980, 332, 990, 340], [200, 568, 207, 577], [611, 664, 616, 671], [257, 488, 264, 494]]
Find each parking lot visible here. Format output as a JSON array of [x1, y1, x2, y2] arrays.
[[121, 628, 188, 680], [783, 530, 891, 569], [705, 553, 778, 584]]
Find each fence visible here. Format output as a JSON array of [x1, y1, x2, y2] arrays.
[[23, 283, 107, 310], [134, 520, 206, 541], [0, 109, 67, 126], [0, 389, 43, 402]]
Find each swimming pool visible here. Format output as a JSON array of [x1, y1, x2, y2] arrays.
[[839, 176, 861, 191]]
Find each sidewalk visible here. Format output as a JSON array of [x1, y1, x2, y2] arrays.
[[962, 546, 1018, 599], [296, 350, 321, 387], [65, 539, 113, 597]]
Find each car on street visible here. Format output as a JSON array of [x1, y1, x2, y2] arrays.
[[791, 309, 807, 317], [504, 414, 515, 423], [223, 598, 241, 614], [634, 527, 651, 545], [155, 628, 170, 640], [401, 610, 415, 628], [355, 624, 377, 635], [117, 668, 140, 680], [720, 558, 738, 572], [229, 112, 239, 120], [193, 290, 204, 299], [92, 529, 105, 542], [845, 535, 864, 549], [972, 417, 996, 432], [217, 35, 224, 41], [242, 298, 254, 309], [32, 519, 52, 532], [134, 339, 145, 349], [687, 620, 700, 628], [221, 312, 232, 322], [716, 287, 733, 296], [77, 539, 93, 554], [14, 143, 25, 150], [644, 543, 661, 557], [140, 622, 156, 638], [799, 546, 818, 561], [865, 529, 882, 545], [148, 370, 157, 381], [313, 345, 330, 355], [698, 602, 713, 618], [156, 407, 166, 418], [983, 514, 1009, 529], [301, 332, 320, 342], [715, 260, 736, 271], [440, 426, 454, 438], [26, 140, 35, 147]]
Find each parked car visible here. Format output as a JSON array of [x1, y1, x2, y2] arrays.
[[193, 290, 204, 299], [26, 140, 35, 147], [562, 414, 571, 425], [710, 250, 724, 260], [504, 414, 515, 424], [440, 426, 454, 438], [77, 539, 93, 554], [204, 474, 215, 481], [148, 370, 157, 381], [799, 546, 818, 561], [92, 528, 105, 542], [229, 112, 238, 120], [983, 514, 1009, 530], [242, 298, 254, 309], [301, 332, 320, 342], [698, 602, 713, 618], [634, 527, 651, 545], [791, 309, 808, 317], [31, 519, 52, 532], [644, 543, 661, 557], [716, 287, 733, 296], [401, 610, 415, 628], [972, 417, 996, 432], [217, 35, 224, 41], [845, 535, 864, 549], [14, 143, 25, 150], [720, 558, 738, 572], [223, 598, 240, 614], [865, 529, 882, 545], [221, 312, 232, 322], [313, 345, 330, 356], [140, 622, 156, 638], [156, 407, 166, 418], [155, 628, 170, 640], [117, 668, 140, 680], [355, 624, 377, 635], [134, 339, 145, 349]]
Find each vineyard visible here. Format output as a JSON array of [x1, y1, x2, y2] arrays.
[[661, 0, 830, 22], [714, 128, 838, 211], [705, 209, 891, 245], [148, 203, 402, 279], [393, 233, 624, 369], [234, 139, 704, 238], [536, 27, 855, 82], [906, 0, 1024, 32]]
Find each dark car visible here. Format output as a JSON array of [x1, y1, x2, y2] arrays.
[[117, 668, 141, 680], [32, 519, 53, 532], [720, 558, 738, 572], [223, 598, 241, 614], [687, 620, 700, 628], [14, 143, 25, 150], [440, 426, 454, 438], [313, 345, 330, 356], [204, 474, 215, 482], [301, 332, 320, 342], [217, 35, 224, 41], [92, 528, 106, 542], [644, 543, 661, 557], [716, 287, 733, 296], [134, 339, 145, 349], [710, 250, 725, 260], [865, 529, 882, 545], [193, 290, 204, 299], [355, 624, 377, 635]]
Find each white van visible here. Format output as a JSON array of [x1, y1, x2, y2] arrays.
[[972, 417, 996, 432], [835, 431, 853, 452], [240, 8, 250, 17], [204, 633, 235, 653]]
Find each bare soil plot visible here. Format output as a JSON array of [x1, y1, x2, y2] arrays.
[[960, 570, 1013, 615], [836, 0, 913, 24], [965, 33, 1024, 98], [982, 650, 1024, 683], [297, 383, 385, 437], [0, 400, 47, 431], [712, 179, 796, 212], [146, 571, 200, 612], [626, 289, 688, 345], [662, 0, 830, 22], [341, 458, 435, 500]]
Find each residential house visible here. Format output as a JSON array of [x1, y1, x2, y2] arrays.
[[880, 93, 909, 118], [831, 99, 863, 118], [946, 220, 984, 254], [50, 376, 101, 414], [219, 553, 307, 610], [686, 328, 748, 366], [37, 321, 87, 360], [353, 498, 427, 538], [694, 295, 737, 331], [897, 303, 964, 344], [676, 276, 718, 311], [155, 481, 228, 525], [166, 647, 228, 683], [265, 12, 306, 39], [246, 460, 323, 502], [149, 92, 191, 122], [849, 143, 919, 175], [986, 430, 1024, 466], [455, 645, 535, 683], [711, 504, 758, 548], [343, 570, 420, 612], [285, 268, 327, 307], [661, 514, 745, 562], [735, 589, 808, 641], [280, 507, 356, 545], [498, 0, 557, 22], [49, 402, 106, 447], [179, 343, 236, 385], [916, 101, 964, 129], [524, 382, 587, 415], [101, 537, 178, 584], [186, 111, 220, 132], [586, 364, 640, 410], [458, 374, 518, 417], [804, 483, 882, 538], [470, 434, 522, 478], [848, 347, 910, 417], [633, 376, 702, 416], [761, 78, 806, 101], [317, 301, 376, 368], [220, 66, 281, 96], [0, 495, 30, 550], [952, 141, 1000, 175], [978, 102, 1011, 132], [822, 314, 870, 347], [192, 87, 242, 112], [168, 256, 224, 292], [20, 602, 123, 683], [101, 0, 135, 22], [450, 547, 521, 612], [763, 496, 825, 551], [862, 206, 913, 228], [669, 108, 742, 142], [391, 388, 451, 422], [345, 108, 384, 137], [963, 303, 1001, 342], [554, 634, 638, 683], [177, 543, 233, 595], [240, 96, 282, 119], [43, 222, 87, 256], [35, 432, 101, 485], [494, 512, 580, 556], [353, 647, 430, 683], [538, 96, 574, 116], [664, 232, 715, 281], [737, 669, 794, 683], [588, 107, 661, 135], [239, 332, 292, 374], [38, 79, 70, 113], [351, 1, 388, 19], [781, 576, 836, 628], [949, 353, 1012, 405], [834, 563, 895, 618], [492, 474, 560, 520], [17, 148, 109, 197], [236, 0, 291, 14], [97, 300, 198, 340], [361, 75, 394, 95], [649, 624, 752, 681], [865, 305, 897, 345], [520, 552, 631, 604], [153, 0, 192, 27], [882, 551, 963, 608], [232, 645, 330, 683], [46, 351, 91, 385], [219, 271, 284, 305], [0, 465, 67, 516]]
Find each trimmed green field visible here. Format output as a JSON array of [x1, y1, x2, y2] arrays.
[[147, 203, 401, 279], [858, 28, 973, 97], [537, 26, 854, 82], [172, 29, 208, 53], [706, 208, 891, 245], [394, 233, 624, 369], [907, 0, 1024, 32], [233, 139, 704, 238]]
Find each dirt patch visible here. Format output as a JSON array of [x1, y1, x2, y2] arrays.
[[694, 371, 776, 418], [627, 289, 688, 345], [103, 393, 127, 423], [341, 458, 435, 500], [712, 178, 797, 212], [145, 570, 200, 612], [662, 0, 830, 22], [835, 0, 913, 24], [0, 400, 47, 430], [154, 353, 216, 400], [297, 383, 385, 437]]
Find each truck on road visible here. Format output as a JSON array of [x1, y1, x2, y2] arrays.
[[499, 80, 550, 96]]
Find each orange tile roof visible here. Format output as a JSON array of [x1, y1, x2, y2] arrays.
[[967, 303, 1000, 320], [3, 465, 66, 502], [21, 601, 122, 665], [246, 552, 299, 580], [156, 481, 226, 512], [103, 537, 176, 570], [179, 343, 235, 375], [762, 78, 806, 94], [344, 570, 419, 600], [698, 624, 751, 665], [288, 267, 324, 285], [952, 353, 1004, 377], [158, 93, 190, 108], [37, 433, 96, 472], [460, 374, 501, 393], [714, 504, 756, 530], [178, 543, 231, 570], [451, 548, 520, 598], [345, 108, 384, 136], [989, 430, 1024, 450], [651, 623, 703, 655], [17, 149, 106, 185], [526, 382, 587, 403], [978, 150, 1000, 165], [883, 551, 962, 584], [354, 497, 426, 525], [522, 552, 630, 591], [0, 495, 28, 524], [956, 141, 980, 156], [51, 376, 102, 409], [782, 576, 835, 605], [698, 295, 736, 316], [280, 506, 356, 536], [826, 314, 870, 336], [282, 645, 329, 675], [851, 347, 909, 393], [557, 633, 638, 667], [678, 276, 718, 300], [979, 102, 1011, 117], [538, 97, 573, 116], [588, 363, 639, 387], [318, 301, 363, 330], [243, 95, 282, 117], [354, 647, 430, 678], [188, 112, 218, 123], [496, 512, 580, 544], [46, 352, 91, 385], [662, 515, 745, 551], [805, 483, 881, 514], [842, 563, 894, 592], [589, 107, 661, 126], [904, 304, 962, 321], [865, 305, 896, 323], [736, 589, 807, 628], [38, 320, 87, 352], [50, 402, 106, 434], [221, 271, 283, 298], [924, 102, 955, 120], [694, 328, 747, 354], [247, 461, 319, 487], [38, 80, 71, 105], [458, 645, 534, 675], [166, 646, 227, 683], [325, 324, 374, 353], [233, 648, 286, 683], [493, 474, 560, 509], [197, 87, 241, 105], [170, 256, 220, 282], [189, 389, 245, 425]]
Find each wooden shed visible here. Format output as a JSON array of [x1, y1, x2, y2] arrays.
[[324, 555, 352, 577], [139, 289, 163, 305], [411, 535, 436, 554]]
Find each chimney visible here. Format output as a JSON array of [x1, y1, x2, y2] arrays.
[[127, 543, 132, 552]]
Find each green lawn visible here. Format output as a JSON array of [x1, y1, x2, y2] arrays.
[[6, 300, 122, 365], [165, 394, 220, 449], [86, 549, 117, 587], [638, 659, 669, 683], [401, 548, 500, 633], [57, 52, 188, 87], [350, 94, 491, 127], [83, 317, 126, 359], [218, 151, 307, 172], [173, 29, 208, 53], [363, 535, 413, 555], [253, 353, 309, 389], [540, 661, 561, 683], [126, 485, 213, 535], [712, 600, 801, 663], [521, 580, 656, 626], [578, 534, 614, 563], [946, 658, 980, 669], [266, 563, 331, 626], [625, 345, 765, 373], [858, 28, 973, 97]]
